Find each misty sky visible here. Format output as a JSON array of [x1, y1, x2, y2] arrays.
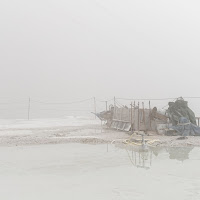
[[1, 0, 200, 117]]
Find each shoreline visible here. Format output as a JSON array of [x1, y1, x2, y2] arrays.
[[0, 122, 200, 147]]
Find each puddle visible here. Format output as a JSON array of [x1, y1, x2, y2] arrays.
[[0, 144, 199, 200], [114, 144, 196, 169]]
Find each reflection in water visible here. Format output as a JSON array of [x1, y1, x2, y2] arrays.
[[114, 143, 194, 169], [166, 147, 194, 161], [126, 146, 152, 170]]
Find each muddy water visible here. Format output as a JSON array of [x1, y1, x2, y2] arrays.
[[0, 144, 200, 200]]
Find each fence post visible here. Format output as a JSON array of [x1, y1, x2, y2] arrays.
[[138, 102, 140, 132], [94, 97, 96, 119], [28, 97, 30, 120], [131, 102, 133, 133], [149, 101, 151, 129], [142, 102, 146, 132]]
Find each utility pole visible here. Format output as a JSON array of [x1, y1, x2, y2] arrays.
[[142, 102, 146, 132], [138, 102, 140, 132], [94, 97, 96, 119], [114, 97, 116, 122], [28, 97, 31, 120], [105, 101, 108, 111], [130, 102, 133, 133], [149, 101, 151, 129], [134, 101, 136, 131]]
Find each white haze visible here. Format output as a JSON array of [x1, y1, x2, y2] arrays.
[[1, 0, 200, 118]]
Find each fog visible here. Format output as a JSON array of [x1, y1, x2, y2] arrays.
[[1, 0, 200, 118]]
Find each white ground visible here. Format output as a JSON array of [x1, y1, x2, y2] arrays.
[[0, 117, 199, 147], [0, 117, 200, 200], [0, 117, 99, 129], [0, 143, 200, 200], [0, 117, 130, 146]]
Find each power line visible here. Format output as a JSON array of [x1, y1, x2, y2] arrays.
[[183, 97, 200, 99], [115, 100, 124, 108], [95, 98, 114, 103], [0, 102, 27, 105], [116, 96, 200, 101], [31, 98, 93, 105], [116, 97, 177, 101], [35, 109, 92, 112]]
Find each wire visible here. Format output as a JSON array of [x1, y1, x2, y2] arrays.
[[115, 100, 124, 108], [0, 101, 27, 104], [31, 98, 93, 105], [161, 98, 178, 109], [1, 96, 200, 105], [117, 96, 200, 101], [116, 97, 178, 101], [39, 109, 92, 112], [96, 98, 114, 103], [183, 97, 200, 99]]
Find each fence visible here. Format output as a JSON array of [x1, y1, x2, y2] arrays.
[[111, 106, 158, 132], [0, 96, 200, 121]]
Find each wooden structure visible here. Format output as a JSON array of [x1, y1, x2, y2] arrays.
[[110, 106, 167, 132]]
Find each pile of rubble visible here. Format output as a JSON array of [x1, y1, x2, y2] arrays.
[[94, 98, 200, 137]]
